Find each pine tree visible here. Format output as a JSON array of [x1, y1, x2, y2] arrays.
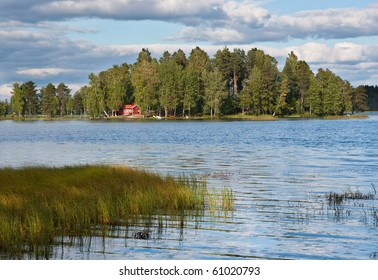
[[41, 83, 57, 118], [275, 75, 289, 116], [353, 86, 368, 112], [297, 61, 312, 114], [131, 55, 160, 114], [106, 64, 132, 116], [282, 52, 300, 114], [158, 55, 183, 117], [203, 69, 228, 118], [246, 49, 279, 115], [306, 75, 322, 116], [182, 65, 200, 117], [342, 80, 353, 114], [57, 83, 71, 116], [10, 83, 25, 117], [22, 81, 38, 117]]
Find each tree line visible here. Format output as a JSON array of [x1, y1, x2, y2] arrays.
[[2, 47, 370, 118], [7, 81, 74, 118], [364, 85, 378, 111]]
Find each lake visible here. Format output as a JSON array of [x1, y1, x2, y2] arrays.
[[1, 115, 378, 259]]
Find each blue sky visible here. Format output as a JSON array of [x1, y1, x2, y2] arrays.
[[1, 0, 378, 100]]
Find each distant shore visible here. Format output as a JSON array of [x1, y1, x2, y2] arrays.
[[0, 113, 370, 122]]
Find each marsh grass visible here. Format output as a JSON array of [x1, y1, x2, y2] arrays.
[[326, 186, 376, 206], [0, 165, 233, 258], [324, 185, 377, 224], [224, 114, 277, 121]]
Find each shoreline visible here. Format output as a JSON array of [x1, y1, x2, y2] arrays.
[[0, 113, 370, 122]]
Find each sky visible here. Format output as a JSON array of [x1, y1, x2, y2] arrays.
[[1, 0, 378, 100]]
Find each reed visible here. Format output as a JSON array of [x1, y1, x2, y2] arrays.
[[326, 187, 376, 206], [221, 187, 235, 211], [0, 165, 232, 258]]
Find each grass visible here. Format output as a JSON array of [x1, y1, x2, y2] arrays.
[[326, 186, 376, 206], [325, 185, 377, 223], [223, 113, 277, 121], [322, 114, 369, 120], [0, 165, 232, 258]]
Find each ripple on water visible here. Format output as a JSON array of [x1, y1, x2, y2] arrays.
[[1, 119, 378, 259]]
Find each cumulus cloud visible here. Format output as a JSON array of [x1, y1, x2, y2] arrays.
[[0, 83, 13, 100], [1, 0, 378, 98], [3, 0, 225, 24], [285, 42, 368, 64], [166, 2, 378, 43], [265, 6, 378, 41], [16, 68, 73, 78], [223, 1, 270, 26], [174, 27, 245, 43], [1, 1, 378, 43]]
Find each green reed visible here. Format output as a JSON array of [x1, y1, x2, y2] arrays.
[[0, 165, 233, 258]]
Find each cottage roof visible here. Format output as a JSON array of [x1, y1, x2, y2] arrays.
[[123, 104, 138, 109]]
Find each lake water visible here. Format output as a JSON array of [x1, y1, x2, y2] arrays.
[[1, 115, 378, 260]]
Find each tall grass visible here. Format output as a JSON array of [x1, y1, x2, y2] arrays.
[[0, 165, 231, 258]]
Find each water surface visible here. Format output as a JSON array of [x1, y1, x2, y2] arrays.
[[1, 115, 377, 259]]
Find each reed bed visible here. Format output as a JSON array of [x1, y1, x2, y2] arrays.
[[0, 165, 229, 258]]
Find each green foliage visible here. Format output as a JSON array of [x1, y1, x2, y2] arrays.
[[22, 81, 38, 117], [0, 165, 233, 258], [7, 47, 373, 119], [73, 86, 88, 115], [304, 68, 361, 116], [41, 83, 58, 118], [214, 47, 247, 95], [65, 94, 74, 115], [86, 73, 105, 117], [158, 53, 183, 117], [0, 100, 9, 116], [365, 85, 378, 111], [353, 86, 368, 112], [306, 75, 323, 116], [105, 64, 133, 116], [10, 83, 25, 117], [182, 65, 200, 116], [203, 69, 228, 118], [297, 61, 312, 113], [274, 74, 289, 116], [131, 57, 160, 114], [342, 80, 354, 113], [56, 83, 71, 116]]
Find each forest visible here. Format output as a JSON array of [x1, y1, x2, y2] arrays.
[[1, 47, 373, 118], [364, 85, 378, 111]]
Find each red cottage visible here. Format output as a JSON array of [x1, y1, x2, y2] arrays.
[[119, 104, 141, 116]]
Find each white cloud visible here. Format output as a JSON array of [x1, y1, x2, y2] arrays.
[[223, 1, 270, 26], [266, 5, 378, 41], [67, 83, 85, 94], [0, 84, 13, 99], [32, 0, 225, 23], [174, 26, 245, 43], [2, 1, 378, 43], [16, 68, 72, 78], [285, 42, 368, 64], [1, 1, 378, 99]]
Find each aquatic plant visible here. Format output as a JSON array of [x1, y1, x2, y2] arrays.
[[326, 186, 376, 206], [322, 186, 378, 225], [0, 165, 234, 259], [221, 187, 235, 211]]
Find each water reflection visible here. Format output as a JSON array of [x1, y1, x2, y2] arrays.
[[47, 209, 235, 260]]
